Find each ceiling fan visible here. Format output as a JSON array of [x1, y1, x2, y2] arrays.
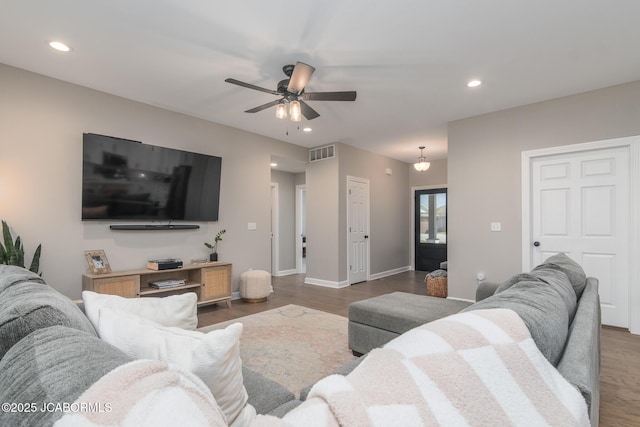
[[225, 62, 357, 121]]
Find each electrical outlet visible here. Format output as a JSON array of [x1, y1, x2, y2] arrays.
[[490, 222, 501, 232]]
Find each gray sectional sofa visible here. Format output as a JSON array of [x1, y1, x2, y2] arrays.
[[348, 253, 602, 426], [1, 252, 601, 426]]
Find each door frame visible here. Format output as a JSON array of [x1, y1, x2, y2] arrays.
[[410, 185, 448, 271], [347, 176, 370, 285], [270, 182, 279, 276], [295, 184, 306, 274], [521, 135, 640, 334]]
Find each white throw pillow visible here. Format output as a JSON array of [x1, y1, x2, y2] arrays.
[[97, 307, 255, 427], [82, 290, 198, 332]]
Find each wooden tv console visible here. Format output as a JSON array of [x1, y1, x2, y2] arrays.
[[82, 262, 232, 308]]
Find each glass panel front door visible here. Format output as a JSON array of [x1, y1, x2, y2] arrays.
[[415, 188, 447, 271]]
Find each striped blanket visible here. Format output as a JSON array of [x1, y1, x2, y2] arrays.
[[253, 308, 590, 427], [54, 359, 228, 427]]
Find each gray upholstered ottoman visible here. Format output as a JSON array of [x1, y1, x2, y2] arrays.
[[348, 292, 472, 355]]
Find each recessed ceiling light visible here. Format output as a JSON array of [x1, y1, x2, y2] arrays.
[[48, 41, 71, 52], [303, 127, 312, 133], [270, 162, 278, 167], [467, 80, 482, 88]]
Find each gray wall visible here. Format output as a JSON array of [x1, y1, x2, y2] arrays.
[[409, 158, 447, 188], [338, 143, 411, 280], [447, 80, 640, 300], [0, 64, 308, 298], [305, 143, 411, 285], [305, 154, 341, 283]]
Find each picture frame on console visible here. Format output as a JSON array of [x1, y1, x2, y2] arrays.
[[84, 249, 111, 274]]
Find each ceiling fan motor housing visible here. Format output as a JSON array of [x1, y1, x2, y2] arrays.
[[277, 79, 290, 94], [282, 64, 295, 77]]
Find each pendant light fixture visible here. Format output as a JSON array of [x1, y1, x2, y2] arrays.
[[413, 146, 431, 172]]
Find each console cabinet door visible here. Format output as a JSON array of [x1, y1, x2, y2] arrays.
[[91, 275, 140, 297], [200, 265, 231, 302]]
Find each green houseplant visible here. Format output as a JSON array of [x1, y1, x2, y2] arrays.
[[0, 220, 42, 274], [204, 229, 226, 262]]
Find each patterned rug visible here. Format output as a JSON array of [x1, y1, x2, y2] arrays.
[[203, 304, 357, 397]]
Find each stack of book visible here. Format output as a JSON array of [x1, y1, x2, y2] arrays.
[[149, 279, 186, 289]]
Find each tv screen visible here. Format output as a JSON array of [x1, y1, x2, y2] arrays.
[[82, 133, 221, 221]]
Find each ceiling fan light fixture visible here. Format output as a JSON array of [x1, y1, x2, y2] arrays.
[[275, 102, 287, 119], [289, 100, 302, 122], [414, 146, 431, 172]]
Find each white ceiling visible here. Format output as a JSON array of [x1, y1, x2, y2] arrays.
[[2, 1, 640, 164]]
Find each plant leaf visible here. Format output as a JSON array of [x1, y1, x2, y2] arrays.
[[29, 244, 41, 274], [2, 220, 14, 256]]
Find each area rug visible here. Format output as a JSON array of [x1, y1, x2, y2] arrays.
[[203, 305, 357, 397]]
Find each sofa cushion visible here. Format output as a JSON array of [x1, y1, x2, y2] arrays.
[[243, 366, 298, 415], [97, 307, 254, 427], [0, 265, 45, 292], [349, 292, 472, 334], [464, 279, 570, 365], [82, 290, 198, 332], [0, 325, 132, 427], [533, 253, 587, 298], [0, 266, 97, 360]]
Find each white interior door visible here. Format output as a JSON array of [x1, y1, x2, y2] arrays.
[[530, 146, 630, 327], [348, 177, 369, 285]]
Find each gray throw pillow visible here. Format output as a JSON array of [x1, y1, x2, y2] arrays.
[[530, 267, 577, 323], [0, 267, 97, 359], [0, 325, 132, 427], [533, 253, 587, 299], [464, 279, 570, 366], [495, 273, 539, 294]]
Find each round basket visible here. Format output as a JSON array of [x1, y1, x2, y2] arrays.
[[426, 276, 448, 298]]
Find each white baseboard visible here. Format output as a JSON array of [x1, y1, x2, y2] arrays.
[[369, 265, 411, 281], [275, 269, 298, 277], [304, 277, 350, 289], [447, 296, 475, 303]]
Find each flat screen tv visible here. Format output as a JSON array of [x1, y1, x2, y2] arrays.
[[82, 133, 221, 222]]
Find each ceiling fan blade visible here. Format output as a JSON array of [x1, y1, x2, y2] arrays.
[[287, 62, 315, 94], [245, 99, 283, 113], [299, 101, 320, 120], [302, 91, 357, 101], [225, 78, 280, 96]]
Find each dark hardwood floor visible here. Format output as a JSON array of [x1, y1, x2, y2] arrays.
[[198, 271, 640, 427]]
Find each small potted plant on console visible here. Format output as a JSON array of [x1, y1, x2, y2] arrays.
[[204, 229, 226, 262]]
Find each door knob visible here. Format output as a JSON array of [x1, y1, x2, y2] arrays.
[[533, 241, 540, 247]]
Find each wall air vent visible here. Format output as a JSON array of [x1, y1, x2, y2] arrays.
[[309, 144, 336, 162]]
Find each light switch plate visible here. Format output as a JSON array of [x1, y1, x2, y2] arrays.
[[248, 222, 257, 230]]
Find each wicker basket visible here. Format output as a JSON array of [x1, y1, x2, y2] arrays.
[[426, 276, 448, 298]]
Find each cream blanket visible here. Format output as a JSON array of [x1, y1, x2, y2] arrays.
[[54, 359, 227, 427], [253, 308, 590, 427]]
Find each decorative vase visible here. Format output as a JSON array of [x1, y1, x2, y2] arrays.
[[209, 253, 218, 262]]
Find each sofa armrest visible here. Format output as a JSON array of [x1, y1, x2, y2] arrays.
[[556, 278, 600, 426], [475, 281, 500, 301]]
